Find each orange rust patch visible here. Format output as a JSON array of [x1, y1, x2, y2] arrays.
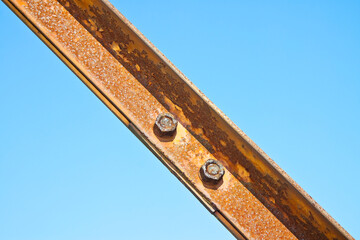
[[6, 0, 353, 239]]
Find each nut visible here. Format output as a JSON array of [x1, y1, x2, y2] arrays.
[[200, 159, 225, 184], [155, 113, 178, 136]]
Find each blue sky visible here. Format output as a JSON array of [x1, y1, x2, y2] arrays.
[[1, 1, 359, 239]]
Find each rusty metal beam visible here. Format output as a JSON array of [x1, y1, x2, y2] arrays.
[[2, 0, 354, 239]]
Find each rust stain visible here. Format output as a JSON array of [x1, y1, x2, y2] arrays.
[[5, 0, 353, 239], [51, 1, 350, 239]]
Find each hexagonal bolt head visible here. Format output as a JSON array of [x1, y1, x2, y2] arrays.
[[200, 159, 225, 184], [155, 113, 178, 137]]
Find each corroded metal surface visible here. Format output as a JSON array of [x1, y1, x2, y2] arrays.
[[200, 159, 225, 184], [155, 113, 178, 137], [2, 0, 354, 239]]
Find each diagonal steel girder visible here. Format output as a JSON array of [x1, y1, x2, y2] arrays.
[[2, 0, 354, 239]]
